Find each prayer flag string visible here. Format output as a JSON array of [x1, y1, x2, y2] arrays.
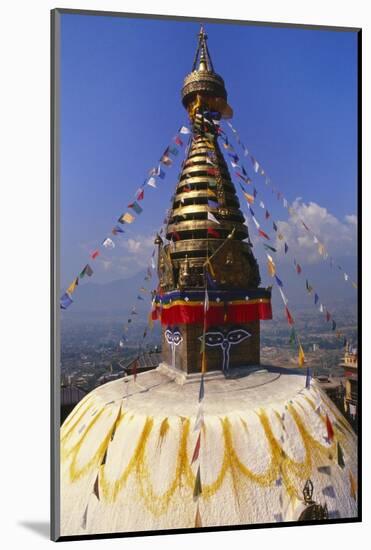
[[60, 124, 191, 309], [221, 121, 357, 292]]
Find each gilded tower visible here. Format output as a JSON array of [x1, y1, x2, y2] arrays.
[[152, 27, 272, 375]]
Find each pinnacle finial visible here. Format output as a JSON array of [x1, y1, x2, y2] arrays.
[[192, 25, 214, 73]]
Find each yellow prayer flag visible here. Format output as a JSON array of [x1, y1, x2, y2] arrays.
[[66, 277, 78, 295], [201, 353, 207, 374], [243, 192, 255, 205], [120, 212, 135, 224], [206, 258, 216, 277], [298, 344, 305, 367], [318, 243, 325, 256], [195, 503, 202, 528], [352, 281, 358, 289], [349, 470, 357, 500], [267, 257, 276, 277]]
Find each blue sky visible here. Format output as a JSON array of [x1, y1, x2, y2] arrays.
[[60, 13, 358, 301]]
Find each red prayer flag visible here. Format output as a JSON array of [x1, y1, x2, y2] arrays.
[[174, 135, 183, 146], [285, 306, 294, 326], [258, 229, 270, 240], [172, 232, 181, 241], [326, 414, 334, 442], [90, 250, 99, 260], [191, 432, 201, 464], [207, 227, 220, 238], [207, 167, 218, 176], [296, 264, 302, 274], [136, 189, 144, 201]]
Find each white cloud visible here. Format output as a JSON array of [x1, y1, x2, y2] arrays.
[[251, 199, 357, 264], [115, 234, 156, 276]]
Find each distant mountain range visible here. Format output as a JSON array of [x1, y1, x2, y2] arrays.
[[62, 255, 357, 319]]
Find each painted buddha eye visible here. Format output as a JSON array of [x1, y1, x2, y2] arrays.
[[202, 332, 224, 346], [165, 329, 173, 344], [227, 329, 251, 344], [172, 331, 183, 346]]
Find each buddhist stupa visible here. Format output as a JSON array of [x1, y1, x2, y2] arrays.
[[60, 27, 358, 537]]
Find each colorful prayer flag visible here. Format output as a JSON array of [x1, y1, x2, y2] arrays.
[[275, 275, 283, 287], [147, 177, 157, 188], [118, 212, 135, 224], [314, 293, 319, 305], [90, 250, 99, 260], [66, 277, 78, 295], [112, 225, 124, 235], [191, 432, 201, 464], [289, 328, 296, 347], [207, 227, 220, 238], [326, 414, 334, 442], [258, 229, 270, 240], [243, 192, 255, 204], [179, 126, 191, 134], [279, 287, 288, 306], [298, 344, 305, 366], [102, 237, 115, 249], [60, 292, 73, 309], [135, 188, 144, 201], [296, 264, 302, 275], [128, 201, 143, 214], [337, 442, 345, 468], [285, 306, 294, 326], [207, 212, 220, 224], [284, 242, 288, 254], [79, 264, 93, 278], [267, 255, 276, 277], [198, 375, 205, 402], [349, 470, 357, 500], [263, 244, 277, 253], [195, 502, 202, 528], [174, 135, 183, 146], [193, 465, 202, 499]]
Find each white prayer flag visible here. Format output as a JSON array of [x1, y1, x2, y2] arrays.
[[319, 304, 324, 313], [147, 177, 157, 188], [259, 201, 265, 209], [204, 289, 209, 312], [278, 287, 288, 306], [344, 273, 349, 281], [102, 237, 115, 249], [207, 212, 220, 224], [151, 257, 156, 269], [252, 216, 260, 229], [231, 161, 240, 169], [283, 198, 288, 208], [180, 126, 191, 134]]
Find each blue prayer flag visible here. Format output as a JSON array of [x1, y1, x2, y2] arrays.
[[60, 292, 73, 310]]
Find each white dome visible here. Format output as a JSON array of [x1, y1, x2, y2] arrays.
[[60, 365, 357, 536]]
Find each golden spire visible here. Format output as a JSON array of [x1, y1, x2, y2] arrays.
[[182, 26, 233, 119], [156, 27, 260, 292]]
